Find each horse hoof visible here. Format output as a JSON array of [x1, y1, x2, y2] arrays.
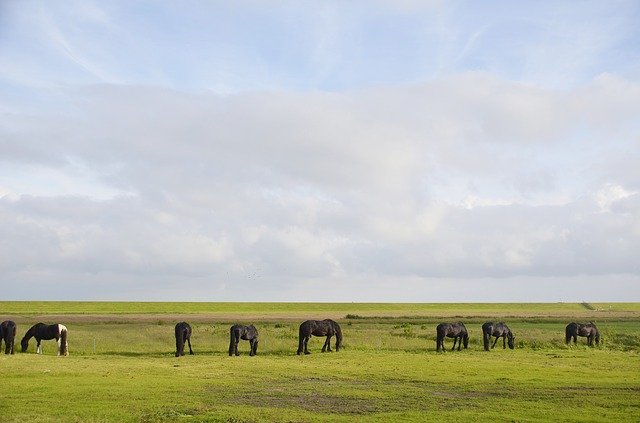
[[305, 351, 311, 355]]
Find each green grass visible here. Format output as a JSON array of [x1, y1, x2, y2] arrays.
[[1, 302, 639, 422]]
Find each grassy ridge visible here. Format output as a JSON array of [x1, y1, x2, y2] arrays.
[[1, 302, 639, 422], [3, 301, 640, 317]]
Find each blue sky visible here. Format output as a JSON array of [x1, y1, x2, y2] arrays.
[[1, 1, 639, 301]]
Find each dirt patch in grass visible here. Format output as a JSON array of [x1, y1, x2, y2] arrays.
[[235, 390, 379, 414]]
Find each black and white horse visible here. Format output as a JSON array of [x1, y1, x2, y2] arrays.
[[174, 322, 194, 357], [21, 323, 68, 356], [0, 320, 17, 354], [229, 324, 259, 356]]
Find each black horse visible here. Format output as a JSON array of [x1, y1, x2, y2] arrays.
[[297, 319, 342, 355], [482, 322, 515, 351], [174, 322, 194, 357], [0, 320, 17, 354], [566, 322, 600, 346], [436, 322, 468, 352], [21, 323, 68, 356], [229, 324, 259, 356]]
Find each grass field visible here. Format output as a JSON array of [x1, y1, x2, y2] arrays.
[[1, 302, 639, 422]]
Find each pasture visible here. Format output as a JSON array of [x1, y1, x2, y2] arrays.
[[1, 302, 639, 422]]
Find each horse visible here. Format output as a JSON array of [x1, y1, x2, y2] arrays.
[[21, 323, 68, 356], [436, 322, 468, 352], [0, 320, 17, 354], [174, 322, 194, 357], [297, 319, 342, 355], [228, 324, 259, 356], [566, 322, 600, 346], [482, 322, 515, 351]]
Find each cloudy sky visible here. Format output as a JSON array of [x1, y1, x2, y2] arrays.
[[1, 1, 639, 301]]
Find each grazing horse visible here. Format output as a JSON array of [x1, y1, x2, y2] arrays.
[[297, 319, 342, 355], [436, 322, 468, 352], [482, 322, 515, 351], [566, 322, 600, 346], [21, 323, 68, 356], [228, 324, 259, 356], [174, 322, 194, 357], [0, 320, 17, 354]]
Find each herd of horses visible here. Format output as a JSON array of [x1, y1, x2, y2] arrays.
[[0, 319, 601, 356]]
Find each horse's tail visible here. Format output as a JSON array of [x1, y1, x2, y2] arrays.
[[333, 321, 343, 351], [463, 332, 469, 349], [59, 325, 68, 356], [595, 330, 600, 345], [175, 324, 184, 357], [10, 323, 17, 354], [565, 324, 572, 344], [482, 323, 491, 351], [228, 326, 236, 356], [297, 323, 306, 355]]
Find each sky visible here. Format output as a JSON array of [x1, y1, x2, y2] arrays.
[[1, 1, 639, 301]]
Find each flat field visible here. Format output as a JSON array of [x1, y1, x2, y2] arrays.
[[1, 302, 639, 422]]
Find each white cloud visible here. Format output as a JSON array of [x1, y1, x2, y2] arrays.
[[0, 72, 639, 300]]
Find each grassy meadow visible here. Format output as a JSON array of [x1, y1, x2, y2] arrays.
[[1, 302, 639, 422]]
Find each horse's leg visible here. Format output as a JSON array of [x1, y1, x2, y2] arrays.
[[234, 338, 240, 356], [491, 336, 499, 349], [451, 337, 457, 351], [187, 337, 193, 355], [457, 336, 462, 351], [322, 335, 331, 352], [503, 335, 506, 349], [36, 339, 41, 354], [249, 339, 255, 356], [304, 336, 311, 355]]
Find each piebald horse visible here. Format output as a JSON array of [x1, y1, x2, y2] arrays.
[[21, 323, 69, 356]]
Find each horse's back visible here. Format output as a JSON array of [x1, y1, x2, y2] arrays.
[[176, 322, 191, 337], [436, 323, 449, 331]]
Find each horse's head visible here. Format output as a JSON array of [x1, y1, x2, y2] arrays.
[[507, 332, 515, 349], [20, 337, 29, 352]]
